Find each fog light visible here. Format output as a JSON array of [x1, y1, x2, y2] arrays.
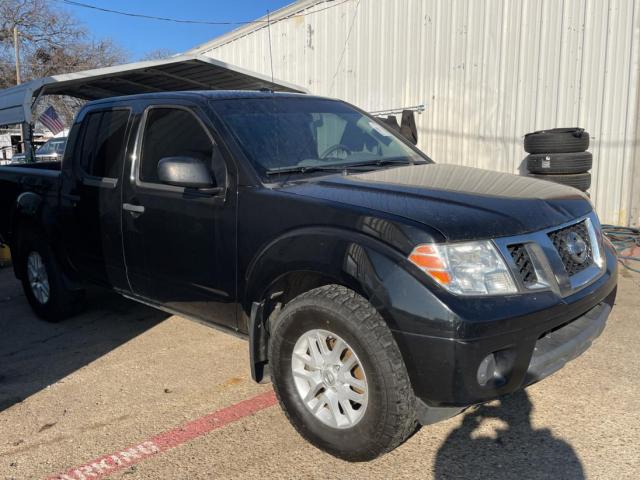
[[477, 349, 516, 387], [477, 353, 498, 386]]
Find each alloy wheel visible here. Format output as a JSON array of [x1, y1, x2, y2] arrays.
[[26, 251, 50, 304], [291, 329, 368, 429]]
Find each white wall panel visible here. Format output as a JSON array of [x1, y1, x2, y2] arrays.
[[195, 0, 640, 226]]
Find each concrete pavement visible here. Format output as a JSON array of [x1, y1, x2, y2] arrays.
[[0, 267, 639, 479]]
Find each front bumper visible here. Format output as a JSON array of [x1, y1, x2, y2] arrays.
[[389, 242, 618, 422], [525, 300, 609, 385]]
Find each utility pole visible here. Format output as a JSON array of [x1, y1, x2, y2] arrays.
[[12, 25, 31, 161], [13, 26, 21, 85]]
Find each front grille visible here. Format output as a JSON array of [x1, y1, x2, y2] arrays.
[[548, 221, 593, 276], [508, 244, 538, 287]]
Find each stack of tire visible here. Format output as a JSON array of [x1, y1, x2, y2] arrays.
[[524, 128, 591, 193]]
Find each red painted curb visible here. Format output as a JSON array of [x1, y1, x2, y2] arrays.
[[46, 390, 277, 480]]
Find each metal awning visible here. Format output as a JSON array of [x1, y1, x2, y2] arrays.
[[0, 53, 307, 127]]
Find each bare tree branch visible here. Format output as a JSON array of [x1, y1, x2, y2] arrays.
[[0, 0, 126, 89], [0, 0, 127, 128]]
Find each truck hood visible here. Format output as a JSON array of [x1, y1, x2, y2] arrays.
[[281, 163, 593, 241]]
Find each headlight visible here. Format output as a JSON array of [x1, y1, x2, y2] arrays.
[[408, 241, 517, 295]]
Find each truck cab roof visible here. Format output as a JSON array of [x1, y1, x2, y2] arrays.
[[83, 90, 317, 108]]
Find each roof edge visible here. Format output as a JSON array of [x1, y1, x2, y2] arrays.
[[41, 54, 308, 94], [0, 53, 309, 127], [189, 0, 325, 54]]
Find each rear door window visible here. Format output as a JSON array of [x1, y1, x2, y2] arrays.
[[77, 109, 130, 179]]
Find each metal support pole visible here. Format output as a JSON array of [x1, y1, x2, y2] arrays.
[[369, 104, 426, 116], [20, 122, 32, 162]]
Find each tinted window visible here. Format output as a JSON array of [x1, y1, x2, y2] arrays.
[[78, 110, 129, 178], [79, 112, 101, 171], [139, 108, 215, 184]]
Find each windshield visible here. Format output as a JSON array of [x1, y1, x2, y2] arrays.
[[212, 97, 427, 177], [37, 138, 66, 155]]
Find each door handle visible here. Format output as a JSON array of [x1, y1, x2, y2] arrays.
[[123, 203, 145, 216]]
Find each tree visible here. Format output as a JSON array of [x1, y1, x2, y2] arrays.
[[0, 0, 126, 124], [0, 0, 126, 87], [141, 48, 176, 61]]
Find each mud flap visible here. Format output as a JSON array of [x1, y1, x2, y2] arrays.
[[249, 301, 271, 384]]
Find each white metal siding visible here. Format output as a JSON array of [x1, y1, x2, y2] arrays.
[[197, 0, 640, 226]]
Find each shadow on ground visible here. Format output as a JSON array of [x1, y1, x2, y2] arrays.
[[0, 271, 168, 412], [434, 390, 584, 479]]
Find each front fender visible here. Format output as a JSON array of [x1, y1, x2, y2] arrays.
[[243, 225, 455, 384], [244, 226, 373, 307], [244, 225, 453, 335]]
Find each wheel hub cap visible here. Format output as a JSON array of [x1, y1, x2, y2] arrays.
[[291, 329, 368, 429], [26, 252, 50, 304], [321, 368, 337, 386]]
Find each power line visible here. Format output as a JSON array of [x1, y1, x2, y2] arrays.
[[266, 10, 274, 84], [58, 0, 258, 25], [54, 0, 352, 27], [329, 0, 360, 93]]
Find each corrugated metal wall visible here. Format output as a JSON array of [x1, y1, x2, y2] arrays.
[[196, 0, 640, 226]]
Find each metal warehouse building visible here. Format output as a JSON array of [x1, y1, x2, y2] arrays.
[[191, 0, 640, 227]]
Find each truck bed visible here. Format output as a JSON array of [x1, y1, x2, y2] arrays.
[[1, 160, 62, 171]]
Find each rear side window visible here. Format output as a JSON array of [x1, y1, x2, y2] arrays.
[[78, 112, 101, 172], [78, 109, 130, 178], [139, 108, 216, 184]]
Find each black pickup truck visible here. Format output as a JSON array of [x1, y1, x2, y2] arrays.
[[0, 91, 617, 461]]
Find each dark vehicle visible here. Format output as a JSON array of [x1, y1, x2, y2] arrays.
[[11, 136, 67, 164], [0, 92, 617, 461]]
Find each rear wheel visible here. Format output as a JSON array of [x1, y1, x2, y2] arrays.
[[18, 229, 84, 322], [26, 252, 50, 305], [269, 285, 416, 461]]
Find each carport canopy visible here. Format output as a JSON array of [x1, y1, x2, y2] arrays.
[[0, 53, 307, 127]]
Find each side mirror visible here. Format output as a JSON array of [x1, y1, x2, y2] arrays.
[[157, 156, 214, 189]]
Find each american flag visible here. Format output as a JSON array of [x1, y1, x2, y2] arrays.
[[39, 106, 65, 135]]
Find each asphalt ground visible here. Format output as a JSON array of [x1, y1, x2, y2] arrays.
[[0, 266, 639, 479]]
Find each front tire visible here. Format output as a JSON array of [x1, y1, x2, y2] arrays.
[[269, 285, 416, 461], [18, 229, 84, 322]]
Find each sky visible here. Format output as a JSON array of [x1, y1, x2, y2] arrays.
[[61, 0, 294, 60]]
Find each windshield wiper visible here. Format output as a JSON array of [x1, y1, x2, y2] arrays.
[[265, 164, 348, 176], [265, 158, 428, 176], [345, 158, 426, 169]]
